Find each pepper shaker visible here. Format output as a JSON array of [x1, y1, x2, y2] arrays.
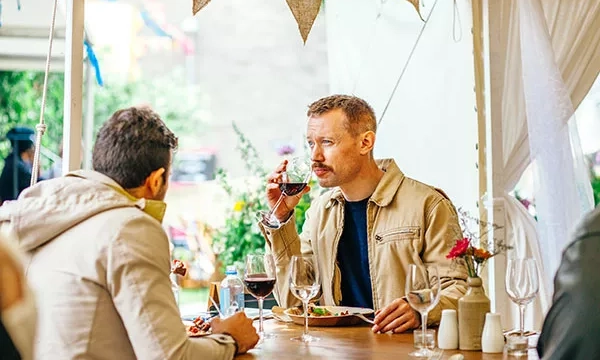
[[482, 312, 505, 353], [438, 309, 459, 349]]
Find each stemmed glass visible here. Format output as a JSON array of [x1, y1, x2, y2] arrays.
[[244, 254, 277, 339], [289, 255, 320, 343], [405, 264, 441, 358], [505, 258, 539, 337], [258, 157, 312, 229]]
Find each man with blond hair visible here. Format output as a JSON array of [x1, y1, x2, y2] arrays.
[[260, 94, 468, 334]]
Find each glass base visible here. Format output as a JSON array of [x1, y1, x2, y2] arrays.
[[259, 331, 275, 340], [257, 211, 281, 229], [291, 334, 319, 343], [504, 335, 529, 357], [408, 348, 441, 359]]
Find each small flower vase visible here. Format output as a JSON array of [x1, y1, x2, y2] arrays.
[[458, 276, 490, 350]]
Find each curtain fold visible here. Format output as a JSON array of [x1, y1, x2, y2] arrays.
[[491, 0, 600, 330]]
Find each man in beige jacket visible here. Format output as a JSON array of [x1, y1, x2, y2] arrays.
[[0, 107, 259, 359], [260, 95, 468, 334]]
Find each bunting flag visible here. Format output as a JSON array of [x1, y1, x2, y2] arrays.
[[406, 0, 425, 22], [285, 0, 321, 44], [189, 0, 424, 42], [192, 0, 210, 16], [84, 39, 104, 86]]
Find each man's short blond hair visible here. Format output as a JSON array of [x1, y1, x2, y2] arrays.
[[307, 95, 377, 136]]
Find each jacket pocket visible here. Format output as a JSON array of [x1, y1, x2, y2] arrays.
[[374, 226, 420, 244]]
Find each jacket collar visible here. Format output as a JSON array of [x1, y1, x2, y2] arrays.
[[326, 158, 404, 208], [66, 170, 167, 223]]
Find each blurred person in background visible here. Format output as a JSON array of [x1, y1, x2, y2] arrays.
[[0, 127, 43, 204]]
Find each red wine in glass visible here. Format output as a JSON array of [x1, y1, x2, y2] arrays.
[[244, 275, 276, 298], [279, 182, 307, 196]]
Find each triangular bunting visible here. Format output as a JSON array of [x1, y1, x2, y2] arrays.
[[406, 0, 425, 22], [193, 0, 211, 16], [285, 0, 322, 44]]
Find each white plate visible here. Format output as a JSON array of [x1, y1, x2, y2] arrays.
[[284, 306, 374, 327]]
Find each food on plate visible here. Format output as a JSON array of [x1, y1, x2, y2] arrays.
[[171, 259, 187, 276], [185, 316, 211, 337], [287, 304, 350, 317]]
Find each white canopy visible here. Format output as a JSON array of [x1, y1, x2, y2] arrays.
[[2, 0, 600, 331]]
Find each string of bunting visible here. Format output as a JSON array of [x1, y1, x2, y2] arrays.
[[192, 0, 424, 44]]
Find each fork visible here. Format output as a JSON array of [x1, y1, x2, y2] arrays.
[[351, 312, 375, 325]]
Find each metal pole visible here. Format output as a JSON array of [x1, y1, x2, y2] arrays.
[[84, 59, 95, 169], [63, 0, 84, 174], [486, 0, 510, 327]]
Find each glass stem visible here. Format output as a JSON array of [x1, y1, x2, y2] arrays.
[[519, 304, 525, 337], [421, 313, 428, 348], [269, 194, 285, 218], [258, 297, 264, 335], [302, 300, 309, 338]]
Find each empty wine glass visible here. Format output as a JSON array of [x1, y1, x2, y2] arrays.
[[289, 255, 320, 343], [244, 254, 277, 339], [258, 157, 312, 229], [405, 264, 441, 358], [505, 258, 539, 337]]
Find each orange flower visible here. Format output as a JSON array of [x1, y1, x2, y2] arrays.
[[473, 247, 492, 261]]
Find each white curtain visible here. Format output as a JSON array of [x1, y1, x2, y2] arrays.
[[488, 0, 600, 330], [325, 0, 479, 216]]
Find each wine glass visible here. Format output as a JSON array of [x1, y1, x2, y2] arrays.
[[244, 254, 277, 339], [405, 264, 441, 358], [505, 258, 539, 337], [258, 157, 312, 229], [289, 255, 320, 343]]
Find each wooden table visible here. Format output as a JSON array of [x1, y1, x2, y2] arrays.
[[237, 320, 539, 359]]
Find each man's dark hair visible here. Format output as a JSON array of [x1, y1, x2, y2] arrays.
[[92, 107, 178, 189], [6, 127, 35, 154]]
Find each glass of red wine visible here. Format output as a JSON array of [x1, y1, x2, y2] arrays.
[[244, 254, 277, 339], [258, 157, 312, 229]]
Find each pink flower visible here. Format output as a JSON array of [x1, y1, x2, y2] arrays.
[[446, 238, 470, 259]]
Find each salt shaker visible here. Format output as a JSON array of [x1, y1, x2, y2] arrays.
[[481, 312, 504, 353], [438, 309, 458, 349]]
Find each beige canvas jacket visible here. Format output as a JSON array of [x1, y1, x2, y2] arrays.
[[0, 170, 236, 360], [261, 159, 468, 325]]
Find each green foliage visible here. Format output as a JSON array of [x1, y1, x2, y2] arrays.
[[213, 123, 315, 272], [93, 70, 207, 148], [0, 69, 206, 170], [0, 71, 65, 160], [591, 173, 600, 206]]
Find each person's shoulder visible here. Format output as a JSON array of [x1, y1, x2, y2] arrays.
[[563, 207, 600, 259], [573, 206, 600, 241], [398, 176, 453, 204]]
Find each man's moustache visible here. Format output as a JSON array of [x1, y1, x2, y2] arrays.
[[312, 164, 331, 171]]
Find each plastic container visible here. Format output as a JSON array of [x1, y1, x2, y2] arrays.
[[219, 265, 245, 317]]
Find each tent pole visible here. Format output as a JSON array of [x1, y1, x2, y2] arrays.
[[84, 60, 95, 169], [472, 0, 497, 303], [472, 0, 487, 224], [63, 0, 84, 174]]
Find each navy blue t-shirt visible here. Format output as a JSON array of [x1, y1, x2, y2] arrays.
[[337, 198, 374, 309]]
